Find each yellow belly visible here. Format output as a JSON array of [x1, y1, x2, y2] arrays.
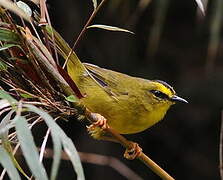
[[81, 89, 170, 134]]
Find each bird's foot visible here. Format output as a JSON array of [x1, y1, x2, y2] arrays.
[[124, 141, 142, 160], [87, 113, 109, 131]]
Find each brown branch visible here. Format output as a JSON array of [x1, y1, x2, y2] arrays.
[[85, 109, 175, 180], [39, 0, 47, 25], [32, 148, 143, 180], [78, 152, 142, 180]]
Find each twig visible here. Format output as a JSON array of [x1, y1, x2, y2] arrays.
[[220, 110, 223, 180], [78, 152, 143, 180], [85, 109, 174, 180], [39, 0, 59, 64], [16, 148, 143, 180], [39, 0, 47, 25], [63, 0, 109, 68]]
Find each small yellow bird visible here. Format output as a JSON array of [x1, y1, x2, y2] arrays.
[[67, 58, 187, 135]]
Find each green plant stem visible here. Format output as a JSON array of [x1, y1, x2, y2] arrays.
[[63, 0, 108, 69]]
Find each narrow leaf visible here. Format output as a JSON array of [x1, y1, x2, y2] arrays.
[[2, 138, 30, 179], [0, 90, 18, 106], [87, 24, 135, 34], [206, 0, 223, 70], [91, 0, 97, 10], [65, 95, 78, 103], [62, 136, 85, 180], [0, 29, 20, 43], [0, 44, 20, 51], [195, 0, 207, 15], [0, 147, 21, 180], [0, 110, 15, 136], [20, 93, 34, 99], [23, 104, 62, 180], [14, 115, 48, 180], [0, 99, 10, 110], [0, 110, 14, 139], [25, 104, 85, 180], [0, 60, 8, 71]]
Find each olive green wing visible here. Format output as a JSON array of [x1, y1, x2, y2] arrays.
[[83, 63, 129, 96]]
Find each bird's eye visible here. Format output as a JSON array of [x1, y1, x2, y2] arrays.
[[150, 90, 169, 99]]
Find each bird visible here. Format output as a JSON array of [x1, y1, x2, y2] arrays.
[[67, 59, 188, 135]]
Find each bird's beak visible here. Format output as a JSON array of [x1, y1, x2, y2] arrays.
[[171, 95, 188, 103]]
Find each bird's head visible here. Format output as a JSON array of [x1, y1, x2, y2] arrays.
[[149, 80, 188, 105], [142, 80, 188, 115]]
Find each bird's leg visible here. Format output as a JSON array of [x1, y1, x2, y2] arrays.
[[86, 112, 118, 142], [87, 113, 109, 130], [86, 111, 143, 159], [124, 141, 142, 160]]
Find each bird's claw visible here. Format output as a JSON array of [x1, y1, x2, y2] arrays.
[[87, 113, 109, 131], [124, 142, 142, 160]]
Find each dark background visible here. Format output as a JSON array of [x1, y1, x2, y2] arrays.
[[46, 0, 223, 179]]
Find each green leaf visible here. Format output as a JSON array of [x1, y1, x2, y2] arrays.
[[61, 136, 85, 180], [65, 95, 78, 103], [0, 29, 20, 43], [1, 137, 30, 179], [24, 104, 85, 180], [20, 93, 34, 99], [0, 59, 8, 71], [0, 110, 14, 139], [0, 147, 21, 180], [87, 24, 135, 34], [91, 0, 97, 10], [0, 90, 18, 107], [0, 44, 20, 51], [0, 99, 10, 111], [23, 104, 62, 180], [0, 110, 15, 136], [14, 115, 48, 180]]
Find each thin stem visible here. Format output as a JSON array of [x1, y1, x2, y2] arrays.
[[139, 154, 174, 180], [220, 110, 223, 180], [85, 109, 175, 180], [107, 128, 174, 180], [41, 0, 59, 64], [63, 0, 108, 69], [39, 0, 47, 25]]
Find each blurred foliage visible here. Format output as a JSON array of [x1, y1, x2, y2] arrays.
[[0, 0, 222, 179], [49, 0, 223, 179], [0, 1, 86, 179]]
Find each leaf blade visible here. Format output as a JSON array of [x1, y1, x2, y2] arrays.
[[87, 24, 135, 34], [14, 115, 48, 180], [0, 147, 21, 180], [0, 90, 18, 106], [195, 0, 208, 15], [0, 44, 20, 51], [91, 0, 97, 10], [25, 104, 85, 180], [65, 95, 78, 103], [0, 29, 20, 43]]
